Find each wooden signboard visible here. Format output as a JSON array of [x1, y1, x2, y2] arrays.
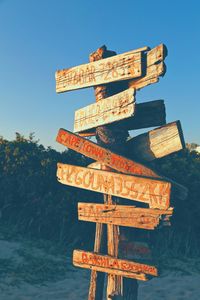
[[76, 98, 166, 136], [126, 121, 185, 162], [73, 250, 158, 280], [74, 88, 135, 133], [56, 128, 160, 179], [129, 44, 167, 90], [78, 203, 173, 230], [57, 163, 171, 209], [56, 49, 142, 93]]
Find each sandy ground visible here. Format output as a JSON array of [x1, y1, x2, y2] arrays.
[[0, 238, 200, 300]]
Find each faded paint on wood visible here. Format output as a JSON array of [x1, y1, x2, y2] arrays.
[[126, 121, 185, 161], [57, 163, 171, 209], [129, 44, 167, 90], [78, 203, 173, 230], [77, 99, 166, 137], [73, 250, 158, 279], [56, 50, 142, 93], [56, 128, 160, 178], [74, 88, 135, 133]]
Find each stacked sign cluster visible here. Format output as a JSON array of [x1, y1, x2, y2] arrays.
[[55, 44, 187, 299]]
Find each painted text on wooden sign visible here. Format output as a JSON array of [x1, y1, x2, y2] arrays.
[[57, 164, 171, 209], [74, 88, 135, 133], [56, 128, 160, 178], [56, 50, 142, 93], [73, 250, 158, 280]]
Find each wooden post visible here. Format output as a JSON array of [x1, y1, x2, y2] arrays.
[[89, 45, 138, 300]]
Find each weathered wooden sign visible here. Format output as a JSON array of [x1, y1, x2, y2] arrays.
[[77, 99, 166, 136], [56, 128, 160, 178], [56, 49, 142, 93], [74, 88, 135, 133], [126, 121, 185, 162], [129, 44, 167, 90], [73, 250, 158, 280], [78, 203, 173, 229], [57, 163, 171, 209]]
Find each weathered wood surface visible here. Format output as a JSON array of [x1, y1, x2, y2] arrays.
[[129, 44, 167, 90], [73, 250, 158, 279], [119, 241, 152, 261], [77, 99, 166, 136], [126, 121, 185, 162], [78, 203, 173, 230], [56, 128, 160, 178], [56, 49, 142, 93], [57, 163, 171, 209], [74, 88, 135, 133]]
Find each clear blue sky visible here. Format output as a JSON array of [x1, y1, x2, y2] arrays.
[[0, 0, 199, 151]]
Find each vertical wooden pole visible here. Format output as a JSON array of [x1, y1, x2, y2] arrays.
[[88, 45, 138, 300]]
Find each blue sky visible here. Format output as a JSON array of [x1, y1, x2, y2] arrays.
[[0, 0, 199, 151]]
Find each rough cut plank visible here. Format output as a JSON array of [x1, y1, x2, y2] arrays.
[[56, 50, 142, 93], [129, 62, 166, 90], [78, 203, 173, 229], [56, 128, 160, 179], [73, 250, 158, 279], [57, 163, 171, 209], [74, 88, 135, 133], [77, 99, 166, 136], [129, 44, 167, 90], [126, 121, 185, 161]]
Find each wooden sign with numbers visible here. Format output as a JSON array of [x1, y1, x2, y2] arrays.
[[56, 49, 143, 93], [57, 163, 171, 209], [73, 250, 158, 280], [78, 203, 173, 229]]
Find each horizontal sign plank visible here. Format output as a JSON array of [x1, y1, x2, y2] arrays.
[[56, 50, 142, 93], [77, 99, 166, 136], [126, 121, 185, 162], [57, 164, 171, 209], [78, 203, 173, 229], [73, 250, 158, 280], [56, 128, 160, 179], [74, 88, 135, 133]]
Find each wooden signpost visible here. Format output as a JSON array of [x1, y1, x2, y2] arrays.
[[54, 43, 186, 299]]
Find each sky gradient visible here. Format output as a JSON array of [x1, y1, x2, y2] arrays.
[[0, 0, 199, 151]]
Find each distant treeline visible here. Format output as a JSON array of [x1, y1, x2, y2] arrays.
[[0, 133, 200, 256]]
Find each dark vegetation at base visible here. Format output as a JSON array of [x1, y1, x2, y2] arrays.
[[0, 133, 200, 257]]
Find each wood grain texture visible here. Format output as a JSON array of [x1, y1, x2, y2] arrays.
[[126, 121, 185, 161], [78, 203, 173, 229], [56, 128, 160, 179], [73, 250, 158, 279], [56, 50, 142, 93], [129, 44, 167, 90], [57, 163, 171, 209], [74, 88, 135, 133], [77, 99, 166, 136]]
